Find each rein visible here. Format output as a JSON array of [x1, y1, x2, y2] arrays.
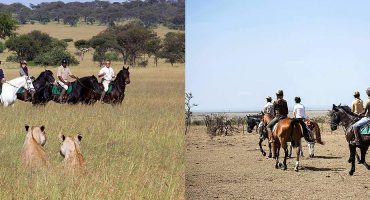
[[76, 78, 100, 94]]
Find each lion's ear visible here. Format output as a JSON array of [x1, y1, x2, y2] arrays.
[[58, 134, 65, 144], [25, 125, 30, 132], [75, 133, 82, 144]]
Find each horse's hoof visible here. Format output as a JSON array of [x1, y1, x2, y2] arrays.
[[294, 167, 299, 172], [348, 158, 352, 163], [268, 153, 272, 158], [278, 163, 283, 168], [283, 166, 287, 170], [275, 164, 279, 169], [349, 171, 354, 176], [262, 152, 266, 157]]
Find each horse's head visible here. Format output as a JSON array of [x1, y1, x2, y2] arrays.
[[330, 104, 341, 131], [122, 66, 130, 84], [44, 70, 55, 84], [246, 116, 257, 133]]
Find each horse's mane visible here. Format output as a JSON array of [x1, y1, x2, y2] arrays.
[[338, 105, 357, 116]]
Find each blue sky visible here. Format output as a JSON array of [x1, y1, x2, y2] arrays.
[[186, 0, 370, 112]]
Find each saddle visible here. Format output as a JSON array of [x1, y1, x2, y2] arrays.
[[52, 85, 73, 96], [359, 122, 370, 135]]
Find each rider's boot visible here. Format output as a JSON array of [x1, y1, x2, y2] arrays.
[[352, 128, 362, 146], [267, 128, 274, 143], [100, 91, 106, 103], [59, 89, 66, 103]]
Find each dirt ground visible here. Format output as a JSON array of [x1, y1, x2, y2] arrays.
[[186, 124, 370, 200]]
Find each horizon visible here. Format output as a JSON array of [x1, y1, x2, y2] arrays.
[[0, 0, 128, 6], [186, 0, 370, 112]]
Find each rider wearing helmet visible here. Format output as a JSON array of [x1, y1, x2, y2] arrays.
[[57, 59, 77, 103], [258, 96, 275, 139], [352, 87, 370, 146], [352, 91, 364, 115], [266, 90, 288, 143]]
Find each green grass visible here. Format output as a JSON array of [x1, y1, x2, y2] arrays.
[[0, 21, 185, 199]]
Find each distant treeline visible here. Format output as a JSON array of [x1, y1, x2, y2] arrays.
[[0, 0, 184, 29]]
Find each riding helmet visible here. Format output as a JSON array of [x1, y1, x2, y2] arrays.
[[294, 96, 301, 103], [266, 96, 272, 102], [366, 88, 370, 96], [276, 89, 284, 96], [354, 91, 360, 98], [61, 59, 68, 64]]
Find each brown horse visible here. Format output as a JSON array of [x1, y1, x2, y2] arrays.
[[272, 118, 303, 171], [261, 114, 273, 157]]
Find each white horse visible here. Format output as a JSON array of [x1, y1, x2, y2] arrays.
[[1, 76, 33, 107]]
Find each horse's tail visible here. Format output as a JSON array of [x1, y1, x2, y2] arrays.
[[311, 121, 325, 145], [290, 119, 300, 147]]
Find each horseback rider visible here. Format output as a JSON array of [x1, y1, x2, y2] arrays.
[[98, 60, 115, 103], [57, 59, 77, 103], [352, 87, 370, 146], [352, 91, 364, 115], [258, 96, 274, 139], [19, 60, 35, 99], [293, 96, 313, 142], [267, 90, 288, 143]]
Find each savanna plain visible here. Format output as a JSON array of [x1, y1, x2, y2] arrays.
[[186, 112, 370, 200], [0, 23, 184, 199]]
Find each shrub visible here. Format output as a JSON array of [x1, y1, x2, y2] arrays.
[[104, 52, 121, 61], [204, 114, 240, 137], [62, 38, 73, 42], [0, 42, 5, 53], [34, 47, 79, 66], [6, 53, 18, 62]]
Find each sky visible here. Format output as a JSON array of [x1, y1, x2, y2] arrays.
[[0, 0, 127, 6], [186, 0, 370, 112]]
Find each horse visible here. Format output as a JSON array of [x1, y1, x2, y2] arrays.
[[97, 66, 130, 104], [247, 113, 323, 158], [272, 118, 304, 171], [0, 76, 32, 107], [48, 75, 101, 104], [246, 114, 272, 157], [330, 104, 370, 175], [17, 70, 55, 103]]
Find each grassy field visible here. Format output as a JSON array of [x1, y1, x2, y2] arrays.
[[0, 23, 184, 199]]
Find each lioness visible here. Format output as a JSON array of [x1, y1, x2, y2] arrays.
[[58, 133, 85, 172], [21, 125, 48, 169]]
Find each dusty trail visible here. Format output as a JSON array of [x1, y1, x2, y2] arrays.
[[186, 126, 370, 200]]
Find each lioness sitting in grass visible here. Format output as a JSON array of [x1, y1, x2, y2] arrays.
[[58, 133, 85, 172], [21, 125, 48, 169]]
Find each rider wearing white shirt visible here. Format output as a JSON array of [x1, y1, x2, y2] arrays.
[[293, 97, 313, 142], [98, 60, 115, 102]]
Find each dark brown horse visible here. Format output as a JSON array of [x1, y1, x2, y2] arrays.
[[98, 66, 130, 104], [330, 104, 370, 175], [17, 70, 55, 103], [272, 118, 304, 171], [246, 114, 273, 157]]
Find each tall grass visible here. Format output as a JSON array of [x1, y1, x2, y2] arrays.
[[0, 67, 184, 199]]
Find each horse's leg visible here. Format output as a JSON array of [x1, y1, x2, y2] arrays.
[[294, 141, 301, 172], [299, 143, 304, 157], [259, 139, 266, 157], [268, 143, 272, 158], [282, 143, 288, 170], [274, 142, 280, 169], [308, 142, 315, 158], [349, 144, 356, 176], [347, 143, 353, 163], [361, 146, 370, 170], [288, 143, 292, 158]]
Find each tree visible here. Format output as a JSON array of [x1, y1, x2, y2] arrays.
[[185, 93, 197, 135], [64, 15, 79, 27], [160, 32, 185, 66], [89, 33, 118, 64], [74, 39, 90, 60], [145, 36, 162, 66], [0, 13, 18, 39]]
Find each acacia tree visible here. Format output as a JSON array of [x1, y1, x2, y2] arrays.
[[161, 32, 185, 66], [74, 39, 90, 60], [0, 13, 18, 39], [145, 36, 162, 66]]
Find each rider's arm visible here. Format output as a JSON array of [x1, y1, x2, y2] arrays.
[[70, 74, 78, 79], [58, 76, 67, 84]]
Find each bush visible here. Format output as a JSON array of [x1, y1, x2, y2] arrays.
[[6, 53, 18, 62], [138, 60, 148, 67], [30, 20, 35, 25], [34, 47, 79, 66], [104, 52, 121, 61], [204, 114, 240, 137], [0, 42, 5, 53], [62, 38, 73, 42]]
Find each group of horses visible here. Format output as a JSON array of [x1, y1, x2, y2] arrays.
[[246, 107, 370, 176], [0, 66, 130, 106]]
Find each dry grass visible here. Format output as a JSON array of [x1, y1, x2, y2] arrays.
[[0, 23, 185, 199]]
